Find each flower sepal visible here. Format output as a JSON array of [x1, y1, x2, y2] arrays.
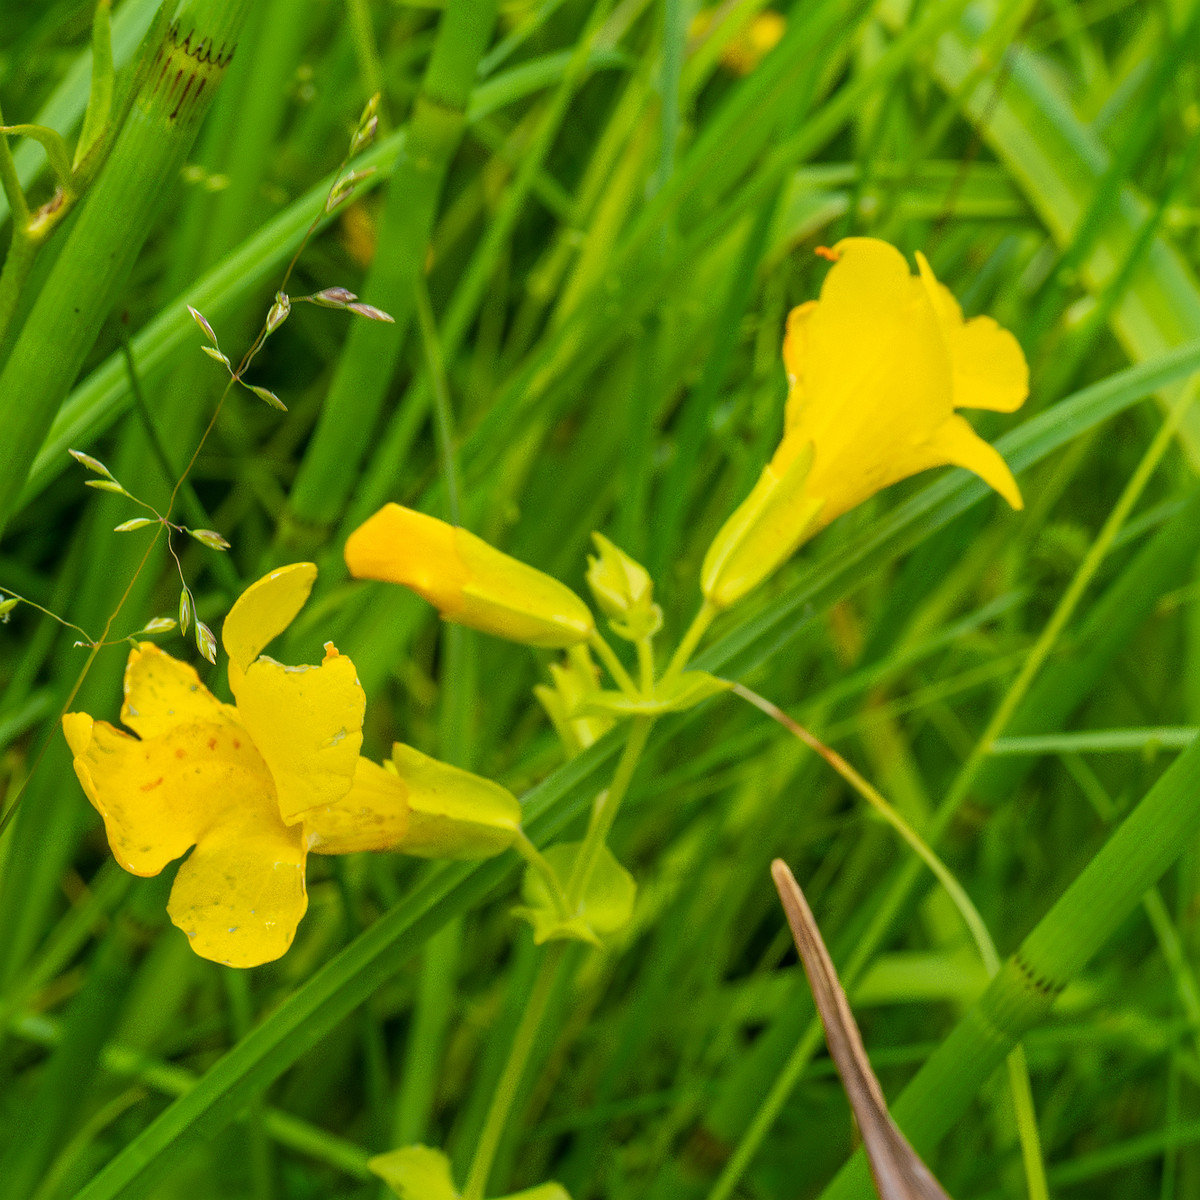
[[369, 1144, 571, 1200], [512, 841, 635, 946], [575, 671, 732, 719], [387, 744, 523, 860], [701, 439, 823, 610]]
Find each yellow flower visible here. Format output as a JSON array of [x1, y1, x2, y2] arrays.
[[701, 238, 1028, 608], [690, 7, 786, 75], [62, 563, 409, 968], [345, 504, 596, 649]]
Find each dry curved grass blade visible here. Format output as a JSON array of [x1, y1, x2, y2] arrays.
[[770, 859, 953, 1200]]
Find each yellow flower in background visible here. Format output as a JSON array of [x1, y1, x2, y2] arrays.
[[690, 7, 786, 75], [345, 504, 596, 649], [702, 238, 1028, 608], [63, 564, 409, 968]]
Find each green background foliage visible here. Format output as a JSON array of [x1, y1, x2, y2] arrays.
[[3, 0, 1200, 1196]]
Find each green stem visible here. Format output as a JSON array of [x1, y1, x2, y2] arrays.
[[664, 597, 718, 682], [514, 831, 570, 918], [564, 715, 653, 911], [0, 0, 254, 538], [588, 630, 638, 697], [635, 635, 655, 694], [461, 943, 566, 1200], [417, 276, 463, 526]]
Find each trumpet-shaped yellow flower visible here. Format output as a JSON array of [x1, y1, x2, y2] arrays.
[[702, 238, 1028, 608], [63, 564, 410, 968], [345, 504, 596, 648]]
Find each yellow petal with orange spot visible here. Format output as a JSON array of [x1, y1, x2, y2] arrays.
[[305, 756, 411, 854], [233, 649, 365, 824], [222, 562, 317, 675], [62, 715, 273, 877], [167, 809, 307, 968], [120, 642, 238, 739]]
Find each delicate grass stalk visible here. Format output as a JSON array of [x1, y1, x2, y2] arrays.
[[932, 374, 1200, 837], [564, 715, 654, 911], [462, 943, 568, 1200], [0, 0, 254, 538]]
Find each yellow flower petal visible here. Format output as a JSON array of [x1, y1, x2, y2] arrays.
[[791, 238, 952, 524], [120, 642, 237, 739], [389, 743, 522, 859], [346, 504, 595, 649], [167, 808, 307, 968], [344, 504, 467, 608], [921, 413, 1024, 511], [782, 299, 816, 410], [222, 562, 317, 675], [915, 252, 1028, 414], [62, 714, 271, 877], [232, 644, 365, 824], [305, 756, 411, 854]]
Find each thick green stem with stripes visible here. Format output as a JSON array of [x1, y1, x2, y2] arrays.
[[0, 0, 253, 540]]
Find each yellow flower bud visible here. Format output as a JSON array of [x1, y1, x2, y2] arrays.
[[585, 532, 662, 641], [345, 504, 596, 648]]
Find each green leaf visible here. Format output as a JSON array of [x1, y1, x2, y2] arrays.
[[579, 671, 733, 717], [512, 841, 636, 946], [501, 1185, 572, 1200], [368, 1145, 458, 1200]]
